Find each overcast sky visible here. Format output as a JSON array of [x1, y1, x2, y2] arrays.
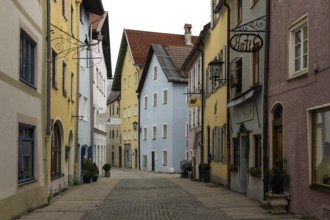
[[103, 0, 211, 76]]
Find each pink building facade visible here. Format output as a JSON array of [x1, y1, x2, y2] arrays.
[[268, 1, 330, 219]]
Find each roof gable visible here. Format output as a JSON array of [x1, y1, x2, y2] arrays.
[[137, 44, 191, 94], [112, 28, 198, 91], [125, 29, 198, 66]]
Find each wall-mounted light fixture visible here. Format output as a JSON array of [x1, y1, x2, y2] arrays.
[[208, 57, 230, 85], [132, 121, 138, 131]]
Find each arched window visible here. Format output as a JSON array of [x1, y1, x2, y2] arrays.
[[51, 122, 62, 177]]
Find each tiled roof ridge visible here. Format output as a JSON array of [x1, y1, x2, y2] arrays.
[[124, 28, 198, 38]]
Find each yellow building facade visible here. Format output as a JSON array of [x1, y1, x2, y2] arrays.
[[46, 0, 80, 196], [203, 3, 230, 186], [120, 48, 141, 169]]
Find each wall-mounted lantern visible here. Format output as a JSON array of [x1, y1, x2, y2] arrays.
[[132, 121, 138, 131]]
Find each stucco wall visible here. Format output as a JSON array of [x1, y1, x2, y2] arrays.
[[268, 0, 330, 218]]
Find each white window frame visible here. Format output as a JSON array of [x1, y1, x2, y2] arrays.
[[153, 93, 157, 107], [127, 106, 131, 118], [163, 89, 168, 105], [144, 96, 148, 109], [162, 124, 168, 139], [162, 150, 168, 166], [143, 127, 147, 140], [288, 15, 308, 78], [153, 65, 157, 80], [152, 125, 157, 140], [134, 104, 138, 115]]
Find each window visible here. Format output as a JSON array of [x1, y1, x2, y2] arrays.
[[289, 16, 308, 77], [153, 66, 157, 80], [231, 57, 242, 94], [18, 124, 35, 183], [233, 138, 239, 167], [213, 126, 225, 162], [252, 42, 260, 85], [62, 61, 67, 96], [127, 106, 131, 118], [162, 124, 168, 139], [134, 72, 138, 85], [143, 127, 147, 140], [152, 126, 157, 140], [52, 49, 58, 88], [62, 0, 67, 19], [128, 75, 131, 88], [128, 129, 132, 141], [123, 130, 127, 141], [185, 123, 188, 139], [134, 104, 138, 115], [134, 130, 138, 140], [144, 96, 148, 109], [153, 93, 157, 107], [237, 0, 242, 24], [311, 108, 330, 188], [51, 123, 61, 177], [254, 135, 262, 170], [143, 155, 147, 168], [162, 150, 168, 166], [20, 30, 36, 86], [163, 89, 168, 105], [123, 108, 126, 119], [71, 5, 74, 34], [70, 72, 74, 101]]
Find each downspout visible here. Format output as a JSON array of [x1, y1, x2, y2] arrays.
[[224, 0, 231, 189], [136, 67, 141, 170], [89, 29, 94, 157], [197, 43, 204, 164], [46, 0, 51, 136], [263, 0, 271, 198], [137, 93, 141, 170]]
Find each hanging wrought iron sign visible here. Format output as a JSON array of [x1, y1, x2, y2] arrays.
[[50, 24, 103, 68], [230, 15, 266, 53], [230, 33, 263, 53]]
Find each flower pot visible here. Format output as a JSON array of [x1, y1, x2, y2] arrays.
[[105, 171, 110, 178], [83, 176, 92, 184], [92, 176, 98, 182], [266, 192, 288, 214]]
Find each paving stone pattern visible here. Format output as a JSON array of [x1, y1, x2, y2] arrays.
[[81, 178, 230, 220]]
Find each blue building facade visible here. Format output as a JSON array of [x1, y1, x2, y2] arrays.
[[138, 44, 191, 173]]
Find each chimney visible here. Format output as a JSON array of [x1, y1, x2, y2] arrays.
[[184, 23, 193, 45]]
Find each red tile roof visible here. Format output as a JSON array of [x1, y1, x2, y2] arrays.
[[125, 29, 198, 66]]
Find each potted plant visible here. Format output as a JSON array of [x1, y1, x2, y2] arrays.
[[82, 158, 93, 183], [103, 163, 111, 178], [198, 163, 210, 182], [248, 167, 261, 178], [91, 162, 99, 182], [264, 158, 289, 213]]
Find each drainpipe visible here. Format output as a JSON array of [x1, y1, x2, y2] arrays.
[[263, 0, 271, 199], [137, 93, 141, 170], [197, 43, 204, 164], [46, 0, 51, 136], [89, 28, 94, 157], [223, 0, 231, 189]]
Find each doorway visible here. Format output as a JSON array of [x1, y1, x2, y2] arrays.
[[272, 104, 283, 165], [151, 151, 155, 171], [119, 147, 122, 167]]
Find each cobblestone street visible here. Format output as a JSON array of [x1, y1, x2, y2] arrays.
[[81, 178, 228, 220], [18, 168, 314, 220]]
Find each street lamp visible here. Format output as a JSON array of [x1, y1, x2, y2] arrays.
[[132, 121, 138, 131]]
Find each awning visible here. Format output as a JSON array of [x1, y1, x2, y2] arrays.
[[227, 90, 254, 108]]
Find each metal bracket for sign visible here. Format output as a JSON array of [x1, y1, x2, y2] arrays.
[[50, 24, 103, 68], [230, 15, 266, 53]]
